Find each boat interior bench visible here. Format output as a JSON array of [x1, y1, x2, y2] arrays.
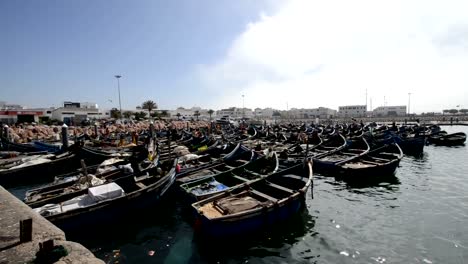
[[368, 157, 390, 162], [250, 189, 278, 202], [265, 181, 295, 194], [359, 160, 382, 165], [232, 175, 250, 182]]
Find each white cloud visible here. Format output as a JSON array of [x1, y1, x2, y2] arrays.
[[196, 0, 468, 112]]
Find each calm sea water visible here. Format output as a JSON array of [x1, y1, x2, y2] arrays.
[[10, 126, 468, 263]]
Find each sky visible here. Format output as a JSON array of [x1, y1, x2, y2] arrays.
[[1, 0, 468, 113]]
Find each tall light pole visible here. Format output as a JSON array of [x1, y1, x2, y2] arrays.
[[242, 94, 245, 119], [408, 92, 411, 116], [115, 75, 122, 119]]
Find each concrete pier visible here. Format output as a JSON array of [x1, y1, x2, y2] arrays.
[[0, 186, 104, 264]]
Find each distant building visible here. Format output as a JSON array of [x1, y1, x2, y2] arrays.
[[216, 107, 253, 119], [338, 105, 367, 118], [289, 107, 337, 119], [51, 101, 105, 125], [169, 107, 215, 120], [63, 101, 98, 109], [372, 106, 407, 117], [0, 101, 25, 110], [0, 101, 47, 123], [253, 108, 275, 119], [0, 109, 47, 124]]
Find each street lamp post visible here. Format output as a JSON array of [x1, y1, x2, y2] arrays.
[[115, 75, 122, 119], [408, 92, 411, 116], [242, 94, 245, 119]]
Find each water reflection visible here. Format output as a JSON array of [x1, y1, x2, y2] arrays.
[[192, 205, 316, 263]]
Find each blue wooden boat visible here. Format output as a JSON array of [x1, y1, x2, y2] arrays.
[[176, 143, 255, 184], [313, 136, 370, 175], [0, 151, 79, 187], [24, 144, 160, 207], [32, 159, 178, 232], [428, 131, 466, 146], [0, 136, 42, 153], [192, 160, 313, 238], [32, 140, 63, 153], [365, 130, 425, 155], [180, 151, 279, 202], [336, 143, 403, 182]]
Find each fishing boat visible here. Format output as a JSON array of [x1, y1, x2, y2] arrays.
[[192, 160, 313, 238], [336, 143, 403, 181], [313, 136, 370, 175], [283, 132, 346, 162], [32, 159, 178, 231], [428, 132, 466, 146], [0, 151, 78, 187], [176, 143, 254, 184], [24, 152, 157, 207], [1, 136, 43, 153], [179, 151, 279, 202]]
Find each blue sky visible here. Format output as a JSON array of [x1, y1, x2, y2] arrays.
[[1, 0, 270, 110], [2, 0, 468, 113]]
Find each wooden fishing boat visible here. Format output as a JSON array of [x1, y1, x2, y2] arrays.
[[428, 132, 466, 146], [24, 147, 159, 207], [365, 130, 425, 155], [192, 160, 313, 238], [32, 159, 178, 232], [336, 143, 403, 181], [180, 151, 279, 202], [1, 136, 42, 153], [0, 151, 79, 187], [24, 158, 132, 206], [313, 136, 370, 175], [176, 143, 254, 184], [282, 133, 346, 162], [75, 143, 147, 165]]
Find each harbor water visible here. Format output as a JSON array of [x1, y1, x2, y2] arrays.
[[10, 126, 468, 263]]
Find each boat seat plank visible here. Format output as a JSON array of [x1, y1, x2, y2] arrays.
[[379, 152, 398, 156], [358, 160, 382, 165], [232, 175, 250, 182], [340, 152, 362, 156], [244, 170, 263, 178], [265, 181, 295, 194], [135, 182, 146, 188], [251, 190, 278, 202], [347, 148, 365, 151], [281, 174, 305, 181], [367, 157, 390, 162], [135, 174, 153, 183]]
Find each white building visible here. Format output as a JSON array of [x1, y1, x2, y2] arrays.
[[338, 105, 367, 118], [0, 101, 25, 110], [216, 107, 253, 119], [253, 108, 276, 119], [372, 106, 407, 117], [289, 107, 337, 119], [51, 101, 105, 125], [169, 107, 216, 120]]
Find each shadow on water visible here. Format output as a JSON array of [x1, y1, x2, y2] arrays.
[[317, 172, 401, 191], [65, 189, 187, 262], [189, 205, 316, 263], [340, 171, 400, 188]]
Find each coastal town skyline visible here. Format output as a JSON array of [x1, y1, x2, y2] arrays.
[[2, 0, 468, 113]]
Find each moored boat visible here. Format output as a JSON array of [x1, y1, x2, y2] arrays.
[[192, 160, 313, 238], [313, 136, 370, 175], [428, 132, 466, 146], [32, 159, 178, 231], [180, 151, 279, 202], [336, 143, 403, 182]]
